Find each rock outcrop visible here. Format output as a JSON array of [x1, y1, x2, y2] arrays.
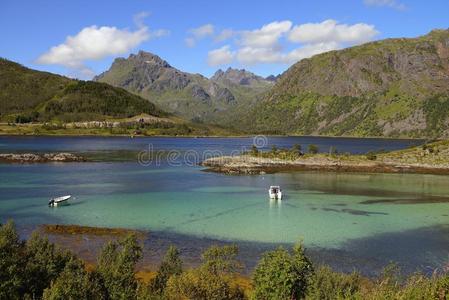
[[0, 153, 85, 163]]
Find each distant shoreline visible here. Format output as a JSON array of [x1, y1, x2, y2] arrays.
[[201, 141, 449, 176], [0, 126, 428, 141]]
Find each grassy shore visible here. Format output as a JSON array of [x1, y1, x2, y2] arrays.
[[202, 140, 449, 175], [0, 120, 238, 137]]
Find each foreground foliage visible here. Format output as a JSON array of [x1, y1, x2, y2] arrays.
[[1, 220, 448, 299]]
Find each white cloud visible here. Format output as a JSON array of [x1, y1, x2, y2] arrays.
[[364, 0, 406, 10], [215, 19, 379, 66], [215, 29, 235, 42], [185, 37, 196, 48], [36, 12, 168, 78], [236, 42, 340, 65], [207, 45, 235, 66], [284, 42, 340, 63], [236, 47, 282, 65], [240, 20, 292, 48], [133, 11, 149, 28], [288, 19, 379, 45], [190, 24, 215, 38], [185, 24, 215, 47]]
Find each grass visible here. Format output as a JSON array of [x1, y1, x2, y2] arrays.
[[0, 120, 239, 137]]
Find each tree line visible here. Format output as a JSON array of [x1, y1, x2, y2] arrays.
[[1, 220, 448, 299]]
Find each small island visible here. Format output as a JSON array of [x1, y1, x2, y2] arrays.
[[202, 141, 449, 175], [0, 152, 85, 163]]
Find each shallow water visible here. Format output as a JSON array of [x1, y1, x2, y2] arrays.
[[2, 136, 449, 275]]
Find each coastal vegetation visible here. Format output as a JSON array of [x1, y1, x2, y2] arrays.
[[1, 220, 449, 299], [0, 119, 235, 137]]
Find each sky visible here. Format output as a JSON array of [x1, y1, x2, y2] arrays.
[[1, 0, 448, 79]]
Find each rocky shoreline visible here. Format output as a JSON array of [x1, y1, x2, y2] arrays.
[[0, 152, 85, 163], [201, 154, 449, 175]]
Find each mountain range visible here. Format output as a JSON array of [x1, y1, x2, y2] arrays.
[[94, 51, 274, 124], [1, 28, 449, 138]]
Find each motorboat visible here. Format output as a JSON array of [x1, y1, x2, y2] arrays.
[[48, 195, 71, 207], [268, 186, 282, 200]]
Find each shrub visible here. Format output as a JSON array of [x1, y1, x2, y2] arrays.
[[0, 220, 25, 299], [292, 144, 302, 155], [23, 232, 74, 297], [165, 245, 244, 300], [201, 245, 241, 275], [366, 151, 377, 160], [150, 246, 183, 295], [250, 145, 259, 156], [97, 234, 142, 299], [306, 266, 362, 300], [398, 273, 449, 300], [42, 259, 107, 300], [252, 243, 314, 300], [166, 268, 244, 300], [308, 144, 319, 154]]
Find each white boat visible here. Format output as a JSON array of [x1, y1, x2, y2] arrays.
[[48, 195, 71, 207], [268, 186, 282, 200]]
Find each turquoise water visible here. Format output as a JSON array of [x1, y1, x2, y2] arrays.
[[2, 165, 449, 247], [1, 136, 448, 273]]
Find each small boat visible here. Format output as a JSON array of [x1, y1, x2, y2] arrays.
[[48, 195, 71, 207], [268, 186, 282, 200]]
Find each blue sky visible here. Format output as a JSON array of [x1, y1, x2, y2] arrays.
[[1, 0, 448, 78]]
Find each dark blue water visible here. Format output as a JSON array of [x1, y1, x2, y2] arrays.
[[0, 135, 423, 155]]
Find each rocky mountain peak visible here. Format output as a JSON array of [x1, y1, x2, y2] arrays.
[[211, 67, 270, 86], [129, 50, 171, 68], [265, 75, 279, 82]]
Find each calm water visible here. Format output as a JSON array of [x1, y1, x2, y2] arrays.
[[2, 136, 449, 275]]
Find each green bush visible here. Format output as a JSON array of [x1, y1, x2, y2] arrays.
[[150, 245, 183, 295], [308, 144, 319, 154], [0, 220, 25, 299], [24, 232, 74, 297], [292, 144, 302, 155], [97, 234, 142, 299], [42, 259, 107, 300], [252, 243, 314, 300], [165, 245, 244, 300], [306, 266, 362, 300], [250, 145, 259, 156]]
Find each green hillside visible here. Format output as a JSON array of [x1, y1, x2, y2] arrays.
[[246, 29, 449, 138], [0, 58, 164, 123]]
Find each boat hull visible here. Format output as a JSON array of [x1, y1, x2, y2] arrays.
[[49, 195, 71, 207], [268, 191, 282, 200]]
